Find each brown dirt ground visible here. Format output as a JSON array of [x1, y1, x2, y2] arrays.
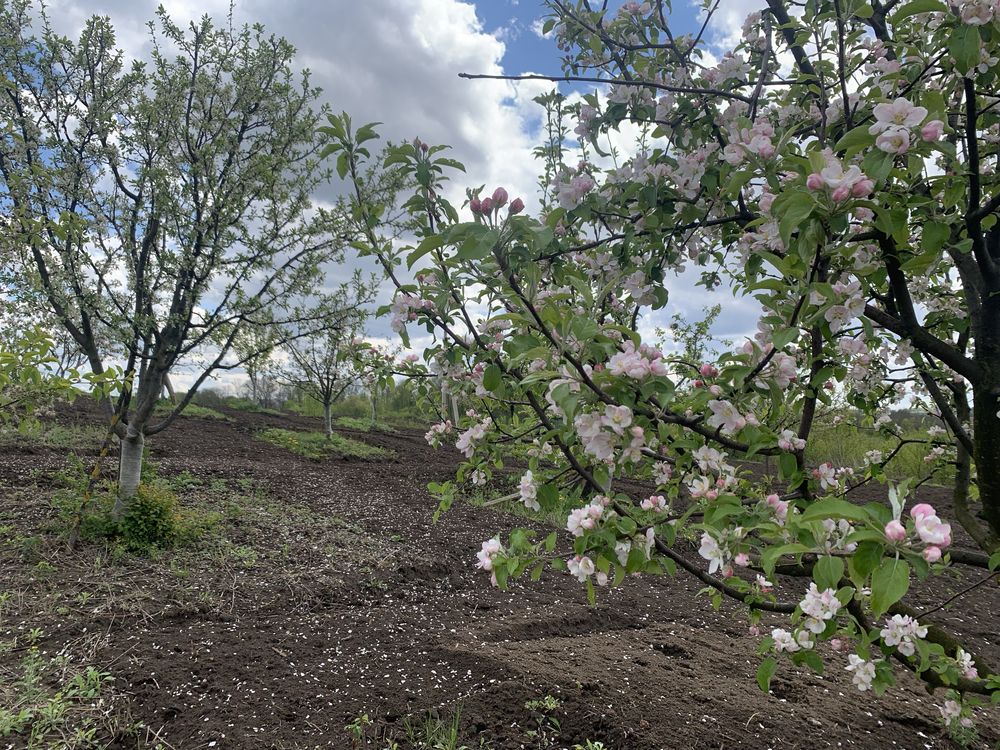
[[1, 401, 999, 750]]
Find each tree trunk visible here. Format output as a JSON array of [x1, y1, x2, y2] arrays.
[[370, 389, 377, 424], [974, 293, 1000, 543], [162, 373, 176, 404], [324, 401, 333, 439], [114, 427, 144, 517]]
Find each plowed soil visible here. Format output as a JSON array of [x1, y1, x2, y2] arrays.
[[1, 402, 998, 749]]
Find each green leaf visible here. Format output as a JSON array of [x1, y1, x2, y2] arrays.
[[761, 543, 811, 577], [778, 453, 798, 480], [773, 190, 816, 246], [892, 0, 948, 19], [482, 364, 502, 392], [544, 532, 557, 553], [757, 657, 777, 692], [870, 558, 910, 617], [835, 125, 875, 157], [848, 541, 884, 584], [406, 234, 446, 269], [813, 556, 845, 590], [949, 25, 981, 75], [988, 550, 1000, 571], [795, 650, 825, 675], [920, 221, 950, 254], [799, 499, 871, 524]]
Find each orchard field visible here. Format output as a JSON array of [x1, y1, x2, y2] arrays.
[[0, 400, 997, 749], [5, 0, 1000, 748]]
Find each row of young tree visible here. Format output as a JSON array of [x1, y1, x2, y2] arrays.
[[0, 2, 410, 499]]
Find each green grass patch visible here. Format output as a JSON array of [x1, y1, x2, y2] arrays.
[[220, 397, 284, 416], [0, 640, 138, 745], [334, 416, 394, 433], [803, 424, 952, 485], [0, 422, 108, 451], [154, 400, 228, 421], [258, 428, 392, 461]]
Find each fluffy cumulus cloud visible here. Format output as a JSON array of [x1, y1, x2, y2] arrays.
[[42, 0, 548, 208]]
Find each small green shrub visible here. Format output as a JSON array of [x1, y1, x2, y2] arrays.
[[117, 483, 179, 550]]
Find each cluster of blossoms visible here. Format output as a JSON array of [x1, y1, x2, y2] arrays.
[[812, 462, 853, 490], [723, 120, 776, 164], [883, 503, 952, 561], [950, 0, 999, 25], [845, 654, 878, 691], [880, 614, 928, 657], [820, 518, 858, 554], [519, 470, 539, 511], [568, 554, 598, 583], [470, 186, 524, 220], [476, 537, 503, 586], [424, 420, 453, 447], [567, 495, 609, 536], [800, 583, 842, 634], [653, 461, 673, 485], [686, 445, 737, 501], [574, 404, 645, 463], [389, 294, 434, 333], [455, 418, 490, 458], [476, 317, 513, 352], [765, 492, 790, 524], [772, 627, 818, 653], [706, 399, 746, 434], [640, 494, 667, 513], [777, 429, 806, 452], [607, 340, 668, 379], [553, 169, 596, 210], [806, 151, 874, 202], [868, 97, 943, 154]]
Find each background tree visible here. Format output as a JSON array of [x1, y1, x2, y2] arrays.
[[278, 312, 366, 438], [0, 3, 364, 508]]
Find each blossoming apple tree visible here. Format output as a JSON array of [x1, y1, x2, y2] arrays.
[[325, 0, 1000, 729]]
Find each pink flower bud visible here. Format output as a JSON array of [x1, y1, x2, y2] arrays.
[[830, 638, 845, 652], [823, 380, 834, 390], [910, 503, 935, 521], [749, 625, 761, 637], [884, 519, 906, 542], [831, 184, 851, 202], [921, 119, 944, 142], [851, 179, 874, 198], [806, 173, 824, 191], [693, 379, 704, 388], [699, 363, 719, 377], [722, 565, 734, 578], [509, 197, 525, 215], [480, 197, 493, 214], [734, 553, 750, 567], [492, 187, 508, 206], [469, 198, 482, 214], [923, 545, 942, 563]]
